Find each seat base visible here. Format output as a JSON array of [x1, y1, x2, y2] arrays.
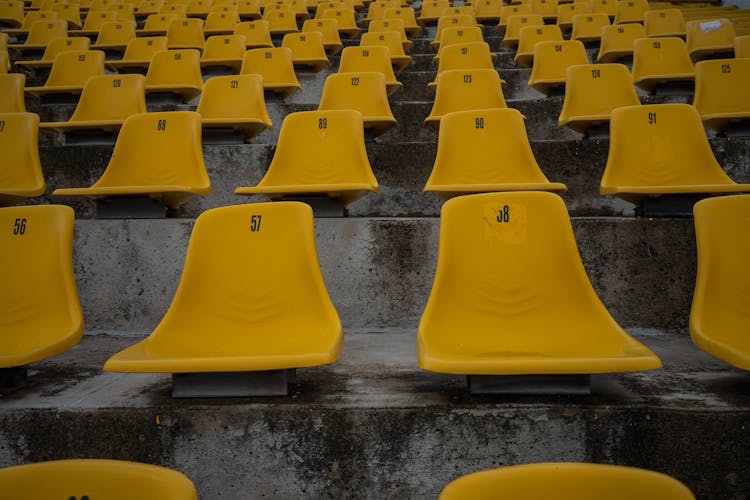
[[637, 194, 709, 217], [96, 197, 169, 219], [278, 196, 348, 217], [0, 367, 28, 390], [467, 374, 592, 395], [172, 369, 297, 397]]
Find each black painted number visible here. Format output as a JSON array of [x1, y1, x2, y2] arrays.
[[230, 79, 238, 88], [496, 205, 510, 223], [554, 44, 562, 52], [648, 112, 657, 125], [475, 117, 484, 129], [721, 63, 731, 74], [318, 117, 327, 129], [112, 78, 121, 88], [653, 41, 661, 49], [13, 218, 26, 235], [463, 74, 472, 83], [461, 47, 468, 55], [0, 120, 4, 132], [157, 119, 167, 131], [351, 77, 359, 86], [591, 68, 601, 78], [250, 215, 262, 232], [264, 51, 272, 59]]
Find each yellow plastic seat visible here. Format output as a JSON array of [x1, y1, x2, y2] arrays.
[[9, 19, 68, 51], [318, 71, 397, 133], [240, 46, 300, 97], [200, 34, 245, 72], [439, 463, 695, 500], [530, 0, 557, 22], [418, 190, 662, 375], [197, 73, 271, 141], [597, 22, 646, 62], [107, 35, 168, 71], [614, 0, 648, 25], [286, 0, 311, 21], [203, 10, 239, 35], [0, 73, 25, 112], [0, 49, 6, 74], [600, 104, 750, 206], [383, 7, 419, 35], [497, 4, 532, 34], [235, 109, 378, 205], [186, 0, 212, 17], [362, 0, 398, 25], [528, 39, 588, 94], [136, 0, 164, 17], [319, 8, 359, 37], [0, 112, 46, 206], [283, 31, 330, 71], [236, 0, 262, 19], [632, 37, 695, 93], [644, 9, 686, 38], [145, 48, 203, 101], [514, 24, 563, 67], [432, 14, 477, 48], [0, 203, 83, 368], [690, 194, 750, 370], [108, 3, 137, 22], [302, 17, 342, 54], [70, 10, 118, 37], [360, 30, 412, 71], [91, 20, 136, 53], [736, 35, 750, 58], [591, 0, 616, 19], [556, 1, 590, 31], [692, 58, 750, 134], [53, 111, 211, 207], [158, 3, 189, 16], [137, 13, 179, 36], [367, 18, 412, 51], [263, 7, 298, 34], [313, 1, 346, 19], [425, 68, 507, 127], [0, 0, 24, 28], [39, 74, 146, 133], [558, 63, 639, 134], [571, 12, 610, 43], [417, 0, 450, 25], [0, 459, 197, 499], [234, 19, 273, 47], [166, 17, 205, 49], [502, 13, 543, 49], [430, 41, 496, 86], [25, 49, 105, 98], [425, 108, 566, 200], [474, 0, 503, 23], [433, 26, 485, 63], [52, 3, 82, 28], [3, 10, 58, 38], [686, 18, 736, 61], [442, 6, 475, 19], [14, 36, 90, 71], [338, 45, 403, 94]]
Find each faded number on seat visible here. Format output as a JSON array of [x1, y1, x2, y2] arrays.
[[13, 218, 26, 235], [113, 79, 121, 88], [721, 64, 731, 74], [463, 74, 472, 83], [351, 77, 359, 86], [230, 79, 239, 88], [591, 68, 601, 78], [0, 120, 5, 132]]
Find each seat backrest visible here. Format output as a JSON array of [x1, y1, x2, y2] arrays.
[[52, 3, 81, 26], [282, 31, 327, 58], [121, 36, 168, 61], [158, 3, 188, 15], [686, 18, 736, 56], [632, 36, 694, 82], [68, 74, 147, 123], [530, 0, 558, 18], [318, 71, 393, 120], [504, 13, 544, 41], [591, 0, 617, 17], [44, 49, 105, 87], [25, 19, 68, 45], [202, 34, 246, 59], [441, 5, 475, 18], [145, 49, 203, 89], [19, 10, 58, 31], [204, 10, 240, 30], [499, 4, 532, 27], [692, 58, 750, 117], [559, 63, 640, 121], [557, 2, 591, 26], [367, 18, 407, 41], [0, 0, 24, 25], [570, 12, 610, 41], [94, 20, 137, 45], [599, 22, 647, 56], [435, 41, 495, 73], [314, 1, 344, 19], [529, 39, 589, 83], [263, 8, 298, 30], [320, 8, 358, 29], [302, 18, 342, 46], [143, 13, 180, 30], [338, 45, 398, 83], [108, 3, 136, 21], [437, 26, 484, 50], [383, 7, 418, 27], [80, 10, 118, 31], [0, 112, 45, 199], [240, 46, 299, 84], [39, 36, 90, 62], [236, 0, 261, 16], [196, 73, 271, 125], [166, 17, 205, 47], [429, 68, 507, 118], [360, 30, 407, 57], [234, 20, 273, 45], [0, 74, 25, 112], [186, 0, 211, 15], [137, 0, 164, 13], [644, 8, 685, 36], [736, 35, 750, 59], [516, 23, 563, 55], [434, 14, 476, 42], [613, 0, 649, 24]]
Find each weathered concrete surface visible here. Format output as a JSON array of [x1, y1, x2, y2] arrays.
[[0, 331, 747, 499]]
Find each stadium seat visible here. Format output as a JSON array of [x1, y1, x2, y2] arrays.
[[692, 58, 750, 134], [0, 459, 197, 499], [473, 0, 503, 23], [442, 6, 475, 19], [236, 0, 262, 20], [318, 71, 397, 133], [417, 0, 450, 25], [515, 24, 563, 67], [360, 31, 412, 71], [25, 49, 105, 98], [570, 12, 610, 44], [283, 31, 330, 71], [159, 3, 189, 16], [686, 18, 736, 61], [424, 108, 566, 199], [429, 41, 496, 87], [0, 31, 6, 51], [240, 47, 300, 97], [39, 74, 146, 134], [53, 111, 211, 209], [736, 35, 750, 58], [597, 22, 646, 62], [145, 49, 203, 102], [433, 14, 477, 48], [313, 1, 347, 19], [0, 73, 25, 112], [302, 18, 342, 54], [0, 203, 83, 369], [417, 191, 662, 377], [14, 36, 90, 71], [70, 11, 118, 37], [439, 463, 695, 499], [556, 1, 590, 32], [644, 9, 686, 38], [600, 104, 750, 206], [631, 37, 695, 93], [108, 3, 136, 22], [136, 0, 163, 17], [528, 39, 588, 95], [106, 36, 168, 72], [530, 0, 558, 22], [502, 13, 544, 49], [425, 68, 507, 127], [0, 112, 46, 205], [433, 26, 484, 62], [186, 0, 212, 17], [234, 20, 274, 48], [286, 0, 311, 21], [235, 110, 378, 206], [8, 19, 68, 52], [383, 7, 420, 35], [200, 34, 245, 72], [497, 4, 532, 34], [367, 18, 412, 52], [319, 8, 359, 37], [91, 20, 136, 54], [197, 73, 272, 141], [690, 194, 750, 371], [2, 11, 58, 39], [613, 0, 648, 25], [167, 17, 205, 49], [52, 3, 82, 29], [558, 63, 640, 135], [263, 8, 298, 35], [203, 10, 240, 35], [591, 0, 616, 20], [137, 13, 180, 36], [362, 0, 397, 25], [338, 45, 403, 94], [0, 0, 23, 28], [86, 0, 118, 12]]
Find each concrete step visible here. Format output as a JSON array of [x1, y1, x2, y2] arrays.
[[1, 330, 747, 499]]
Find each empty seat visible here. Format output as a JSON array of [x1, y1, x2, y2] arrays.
[[497, 4, 532, 34], [0, 112, 45, 205], [203, 10, 240, 35], [197, 73, 271, 141], [597, 22, 646, 62], [556, 2, 590, 32], [200, 34, 245, 72], [528, 39, 588, 95], [53, 111, 211, 208], [558, 63, 640, 135], [52, 3, 83, 29], [39, 74, 146, 133], [515, 24, 563, 67], [108, 3, 136, 22], [600, 104, 750, 206], [418, 191, 662, 376], [319, 8, 359, 37], [234, 20, 273, 48], [736, 34, 750, 59], [137, 13, 180, 36], [0, 73, 25, 112], [367, 18, 412, 51], [360, 31, 412, 71], [136, 0, 164, 17], [614, 0, 648, 25], [591, 0, 617, 19], [439, 463, 695, 499], [25, 49, 105, 98], [283, 31, 330, 71], [263, 8, 298, 35], [442, 6, 475, 19], [9, 19, 68, 52], [302, 18, 342, 54], [692, 58, 750, 134], [417, 0, 450, 25], [474, 0, 503, 23], [644, 9, 686, 38], [0, 0, 23, 28], [338, 45, 402, 94], [186, 0, 212, 17], [158, 3, 189, 16], [570, 12, 610, 44], [433, 14, 477, 48], [145, 49, 203, 101], [530, 0, 558, 21], [690, 194, 750, 370], [362, 0, 397, 25], [106, 35, 168, 72], [92, 20, 136, 53], [318, 71, 397, 133], [430, 41, 496, 86], [0, 459, 197, 499], [0, 203, 84, 368], [236, 0, 261, 20], [502, 13, 544, 49], [425, 108, 566, 199], [167, 17, 205, 49], [240, 46, 300, 97], [632, 37, 695, 93], [0, 49, 6, 74], [14, 36, 90, 71], [425, 68, 507, 127], [383, 7, 420, 35], [314, 1, 347, 19], [686, 18, 736, 61], [3, 10, 58, 38], [70, 11, 118, 37], [433, 26, 484, 62]]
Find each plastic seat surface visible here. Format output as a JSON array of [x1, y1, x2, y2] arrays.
[[318, 71, 397, 132], [644, 9, 686, 37], [556, 2, 591, 31], [0, 459, 197, 499], [70, 10, 118, 36], [263, 8, 298, 34], [367, 18, 412, 51], [338, 45, 402, 94], [433, 26, 484, 61], [570, 12, 610, 43], [25, 49, 105, 96], [144, 49, 203, 102], [693, 58, 750, 133], [425, 68, 507, 126], [137, 13, 180, 36], [200, 34, 246, 72], [0, 0, 23, 28], [425, 108, 566, 199], [502, 13, 544, 48], [234, 20, 274, 47], [597, 22, 646, 62], [432, 14, 477, 47], [417, 191, 662, 375], [430, 41, 496, 86], [686, 18, 735, 61], [514, 24, 563, 67], [319, 8, 359, 37], [474, 0, 503, 23], [53, 111, 211, 208], [159, 4, 189, 16], [186, 0, 212, 17], [439, 463, 695, 500], [167, 17, 205, 49], [530, 0, 557, 21], [107, 36, 168, 71], [632, 36, 695, 93], [383, 7, 420, 34], [240, 46, 301, 97], [360, 31, 412, 71], [3, 10, 58, 38], [51, 3, 82, 28], [736, 35, 750, 58], [417, 0, 450, 25], [528, 39, 588, 95], [0, 204, 83, 367], [14, 36, 90, 70], [236, 0, 262, 19], [558, 63, 640, 134], [203, 10, 240, 34], [0, 73, 25, 112], [600, 104, 750, 204], [283, 31, 330, 71], [613, 0, 648, 25], [497, 4, 532, 32], [0, 112, 45, 205], [92, 20, 136, 51], [690, 194, 750, 370], [197, 74, 271, 140], [9, 19, 67, 50], [302, 18, 342, 54]]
